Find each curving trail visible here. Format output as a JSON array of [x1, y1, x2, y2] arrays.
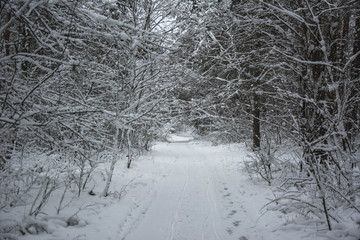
[[120, 136, 291, 240], [123, 141, 223, 240], [14, 135, 329, 240], [90, 135, 320, 240]]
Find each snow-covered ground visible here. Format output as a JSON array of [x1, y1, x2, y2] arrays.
[[1, 134, 358, 240]]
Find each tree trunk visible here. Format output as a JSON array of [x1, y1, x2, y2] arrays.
[[4, 12, 11, 56], [102, 126, 120, 197], [253, 93, 261, 150]]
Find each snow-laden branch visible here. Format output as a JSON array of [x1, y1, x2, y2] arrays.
[[261, 1, 313, 26], [273, 48, 344, 72], [10, 53, 78, 66], [343, 50, 360, 71], [0, 0, 33, 35], [79, 8, 158, 38]]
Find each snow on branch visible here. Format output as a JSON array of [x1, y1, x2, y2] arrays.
[[0, 0, 32, 35], [273, 48, 344, 72], [261, 1, 311, 25], [79, 8, 154, 37]]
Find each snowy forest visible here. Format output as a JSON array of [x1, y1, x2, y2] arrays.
[[1, 0, 359, 239]]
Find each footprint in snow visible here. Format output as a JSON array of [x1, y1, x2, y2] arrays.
[[232, 220, 241, 227], [229, 210, 237, 216]]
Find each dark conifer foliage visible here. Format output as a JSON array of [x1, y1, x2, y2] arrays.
[[173, 0, 359, 231]]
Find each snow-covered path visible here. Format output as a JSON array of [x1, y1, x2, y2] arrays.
[[112, 138, 315, 240], [125, 142, 225, 240], [27, 136, 320, 240]]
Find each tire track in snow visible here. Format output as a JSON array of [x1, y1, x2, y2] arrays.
[[200, 172, 210, 240], [118, 177, 161, 240], [205, 165, 222, 240], [118, 157, 178, 240], [205, 153, 246, 239], [168, 166, 189, 240]]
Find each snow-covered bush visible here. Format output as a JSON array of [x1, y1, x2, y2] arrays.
[[261, 144, 360, 233], [243, 133, 284, 185]]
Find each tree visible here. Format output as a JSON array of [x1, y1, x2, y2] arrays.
[[99, 0, 178, 196], [260, 0, 360, 230], [173, 0, 278, 148], [0, 0, 177, 213], [174, 0, 360, 231]]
